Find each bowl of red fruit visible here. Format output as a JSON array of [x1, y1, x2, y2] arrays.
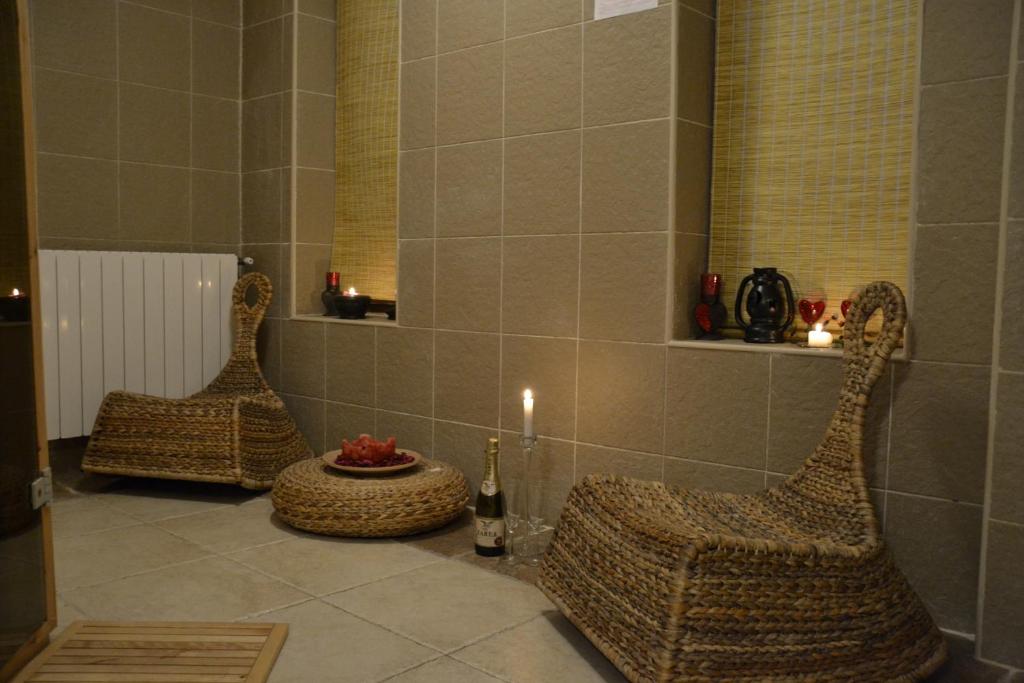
[[322, 434, 421, 475]]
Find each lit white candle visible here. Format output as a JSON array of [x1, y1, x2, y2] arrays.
[[346, 287, 357, 297], [807, 322, 833, 348], [11, 288, 20, 297], [523, 389, 534, 439]]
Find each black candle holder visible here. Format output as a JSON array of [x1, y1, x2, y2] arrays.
[[0, 294, 30, 322], [334, 294, 371, 319]]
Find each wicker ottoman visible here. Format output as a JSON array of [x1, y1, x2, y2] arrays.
[[271, 457, 470, 537]]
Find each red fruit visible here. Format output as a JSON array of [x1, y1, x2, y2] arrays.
[[340, 434, 399, 464]]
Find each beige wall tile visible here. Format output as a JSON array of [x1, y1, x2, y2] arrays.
[[242, 94, 283, 171], [324, 324, 376, 406], [665, 348, 769, 468], [299, 0, 336, 20], [582, 5, 671, 126], [244, 0, 287, 25], [506, 0, 580, 38], [399, 148, 436, 238], [243, 18, 285, 98], [325, 402, 376, 450], [664, 458, 766, 495], [436, 140, 502, 237], [30, 0, 117, 79], [577, 341, 664, 453], [119, 83, 190, 166], [1000, 221, 1024, 371], [295, 169, 335, 244], [437, 43, 503, 145], [377, 410, 433, 457], [437, 0, 503, 53], [917, 78, 1007, 224], [119, 163, 190, 242], [921, 0, 1013, 85], [435, 237, 501, 332], [242, 170, 283, 243], [296, 93, 336, 170], [911, 223, 999, 364], [377, 326, 434, 416], [582, 119, 670, 233], [118, 2, 190, 90], [193, 19, 240, 99], [256, 316, 281, 389], [400, 58, 437, 150], [885, 492, 982, 633], [434, 420, 496, 496], [294, 244, 332, 315], [192, 95, 240, 171], [194, 0, 241, 26], [889, 361, 990, 504], [501, 235, 579, 338], [401, 0, 437, 61], [990, 372, 1024, 525], [980, 520, 1024, 667], [281, 393, 326, 454], [33, 68, 117, 159], [504, 25, 581, 137], [281, 319, 326, 398], [676, 6, 714, 126], [672, 232, 707, 340], [36, 154, 118, 239], [130, 0, 190, 14], [500, 335, 576, 440], [297, 14, 336, 96], [675, 120, 711, 234], [435, 331, 500, 426], [575, 443, 661, 482], [191, 171, 240, 244], [397, 239, 435, 328], [1010, 76, 1024, 219], [579, 232, 666, 343], [503, 130, 580, 236], [766, 355, 890, 488]]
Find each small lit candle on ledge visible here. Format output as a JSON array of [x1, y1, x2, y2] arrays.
[[523, 389, 534, 439], [0, 287, 30, 322], [807, 322, 834, 348], [333, 286, 371, 319]]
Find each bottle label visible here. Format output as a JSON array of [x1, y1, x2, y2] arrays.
[[475, 516, 505, 548], [481, 480, 497, 495]]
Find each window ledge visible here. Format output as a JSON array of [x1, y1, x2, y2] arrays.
[[291, 313, 398, 327], [668, 337, 908, 361]]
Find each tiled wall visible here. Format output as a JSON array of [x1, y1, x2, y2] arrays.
[[28, 0, 242, 255], [980, 0, 1024, 667]]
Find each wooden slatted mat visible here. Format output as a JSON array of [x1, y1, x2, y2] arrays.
[[12, 621, 288, 683]]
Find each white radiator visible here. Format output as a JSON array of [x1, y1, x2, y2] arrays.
[[39, 250, 238, 440]]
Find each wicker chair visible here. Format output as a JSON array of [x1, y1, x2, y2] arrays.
[[538, 282, 946, 682], [82, 273, 311, 490]]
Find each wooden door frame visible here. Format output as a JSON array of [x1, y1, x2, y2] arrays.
[[0, 0, 57, 678]]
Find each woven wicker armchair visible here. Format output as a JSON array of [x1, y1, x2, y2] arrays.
[[539, 282, 946, 682], [82, 273, 311, 490]]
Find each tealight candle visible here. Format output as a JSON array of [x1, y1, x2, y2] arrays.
[[807, 322, 834, 348], [523, 389, 534, 439], [333, 286, 371, 319]]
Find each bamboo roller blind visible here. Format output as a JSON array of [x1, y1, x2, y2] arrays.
[[331, 0, 399, 301], [708, 0, 918, 325]]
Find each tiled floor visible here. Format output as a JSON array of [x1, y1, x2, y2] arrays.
[[37, 445, 1018, 682]]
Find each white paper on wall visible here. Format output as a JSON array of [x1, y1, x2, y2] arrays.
[[593, 0, 657, 20]]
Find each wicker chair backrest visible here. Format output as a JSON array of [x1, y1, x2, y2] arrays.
[[774, 281, 907, 548], [198, 272, 273, 397]]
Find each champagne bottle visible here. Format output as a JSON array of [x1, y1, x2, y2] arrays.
[[474, 437, 506, 556]]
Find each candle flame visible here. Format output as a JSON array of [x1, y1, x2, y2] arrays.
[[11, 288, 19, 296], [814, 322, 823, 333], [523, 388, 533, 401], [347, 287, 357, 297]]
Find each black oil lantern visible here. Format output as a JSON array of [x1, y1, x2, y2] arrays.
[[734, 267, 795, 343]]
